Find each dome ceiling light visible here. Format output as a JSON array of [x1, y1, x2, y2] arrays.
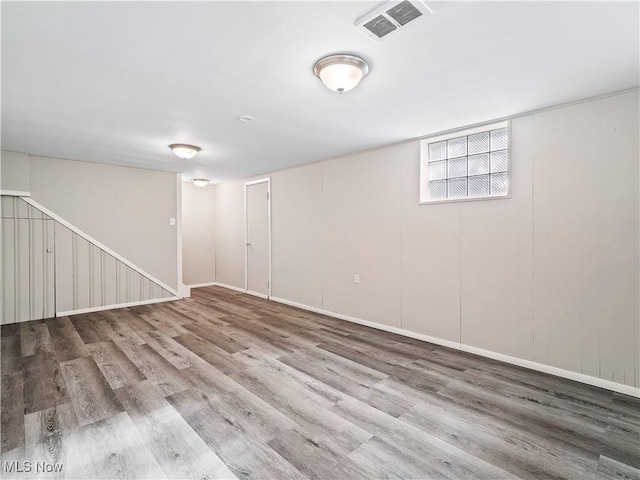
[[313, 54, 370, 94], [191, 178, 210, 187], [169, 144, 201, 159]]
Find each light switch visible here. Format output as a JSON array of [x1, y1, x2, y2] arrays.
[[170, 218, 176, 226]]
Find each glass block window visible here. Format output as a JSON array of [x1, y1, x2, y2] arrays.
[[420, 121, 509, 203]]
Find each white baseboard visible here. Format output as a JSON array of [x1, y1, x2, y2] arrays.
[[57, 296, 180, 317], [270, 295, 462, 350], [266, 294, 639, 398], [459, 344, 640, 398], [211, 282, 247, 294], [186, 282, 217, 289], [246, 290, 269, 299]]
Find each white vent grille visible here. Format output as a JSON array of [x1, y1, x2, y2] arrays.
[[355, 0, 434, 40]]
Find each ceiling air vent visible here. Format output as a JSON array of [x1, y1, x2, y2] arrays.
[[356, 0, 435, 40], [363, 15, 398, 39], [387, 0, 424, 26]]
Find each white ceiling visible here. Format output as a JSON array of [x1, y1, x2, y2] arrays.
[[2, 1, 638, 182]]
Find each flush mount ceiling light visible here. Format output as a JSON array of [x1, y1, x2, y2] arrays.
[[169, 144, 201, 159], [313, 54, 370, 94], [191, 178, 210, 187]]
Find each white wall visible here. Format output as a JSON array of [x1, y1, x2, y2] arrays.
[[271, 165, 323, 309], [0, 153, 179, 290], [214, 181, 245, 289], [182, 182, 216, 286], [213, 90, 639, 391], [0, 151, 30, 193]]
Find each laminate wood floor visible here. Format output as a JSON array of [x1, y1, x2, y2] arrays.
[[1, 286, 639, 479]]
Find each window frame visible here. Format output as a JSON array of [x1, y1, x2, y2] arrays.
[[419, 120, 511, 205]]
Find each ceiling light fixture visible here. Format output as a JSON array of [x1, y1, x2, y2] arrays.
[[239, 115, 253, 122], [169, 144, 201, 159], [313, 54, 370, 94], [191, 178, 210, 187]]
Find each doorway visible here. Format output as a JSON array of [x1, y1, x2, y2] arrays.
[[244, 178, 271, 298]]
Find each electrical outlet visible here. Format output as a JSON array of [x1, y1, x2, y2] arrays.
[[354, 273, 360, 284]]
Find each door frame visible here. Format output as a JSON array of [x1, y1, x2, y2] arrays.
[[244, 177, 272, 298]]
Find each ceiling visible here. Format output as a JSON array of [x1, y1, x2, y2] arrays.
[[2, 1, 638, 183]]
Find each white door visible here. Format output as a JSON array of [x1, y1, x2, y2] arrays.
[[245, 179, 271, 298]]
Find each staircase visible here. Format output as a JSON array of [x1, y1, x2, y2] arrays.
[[1, 195, 178, 324]]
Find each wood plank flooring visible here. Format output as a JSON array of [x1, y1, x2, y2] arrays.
[[1, 286, 639, 479]]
